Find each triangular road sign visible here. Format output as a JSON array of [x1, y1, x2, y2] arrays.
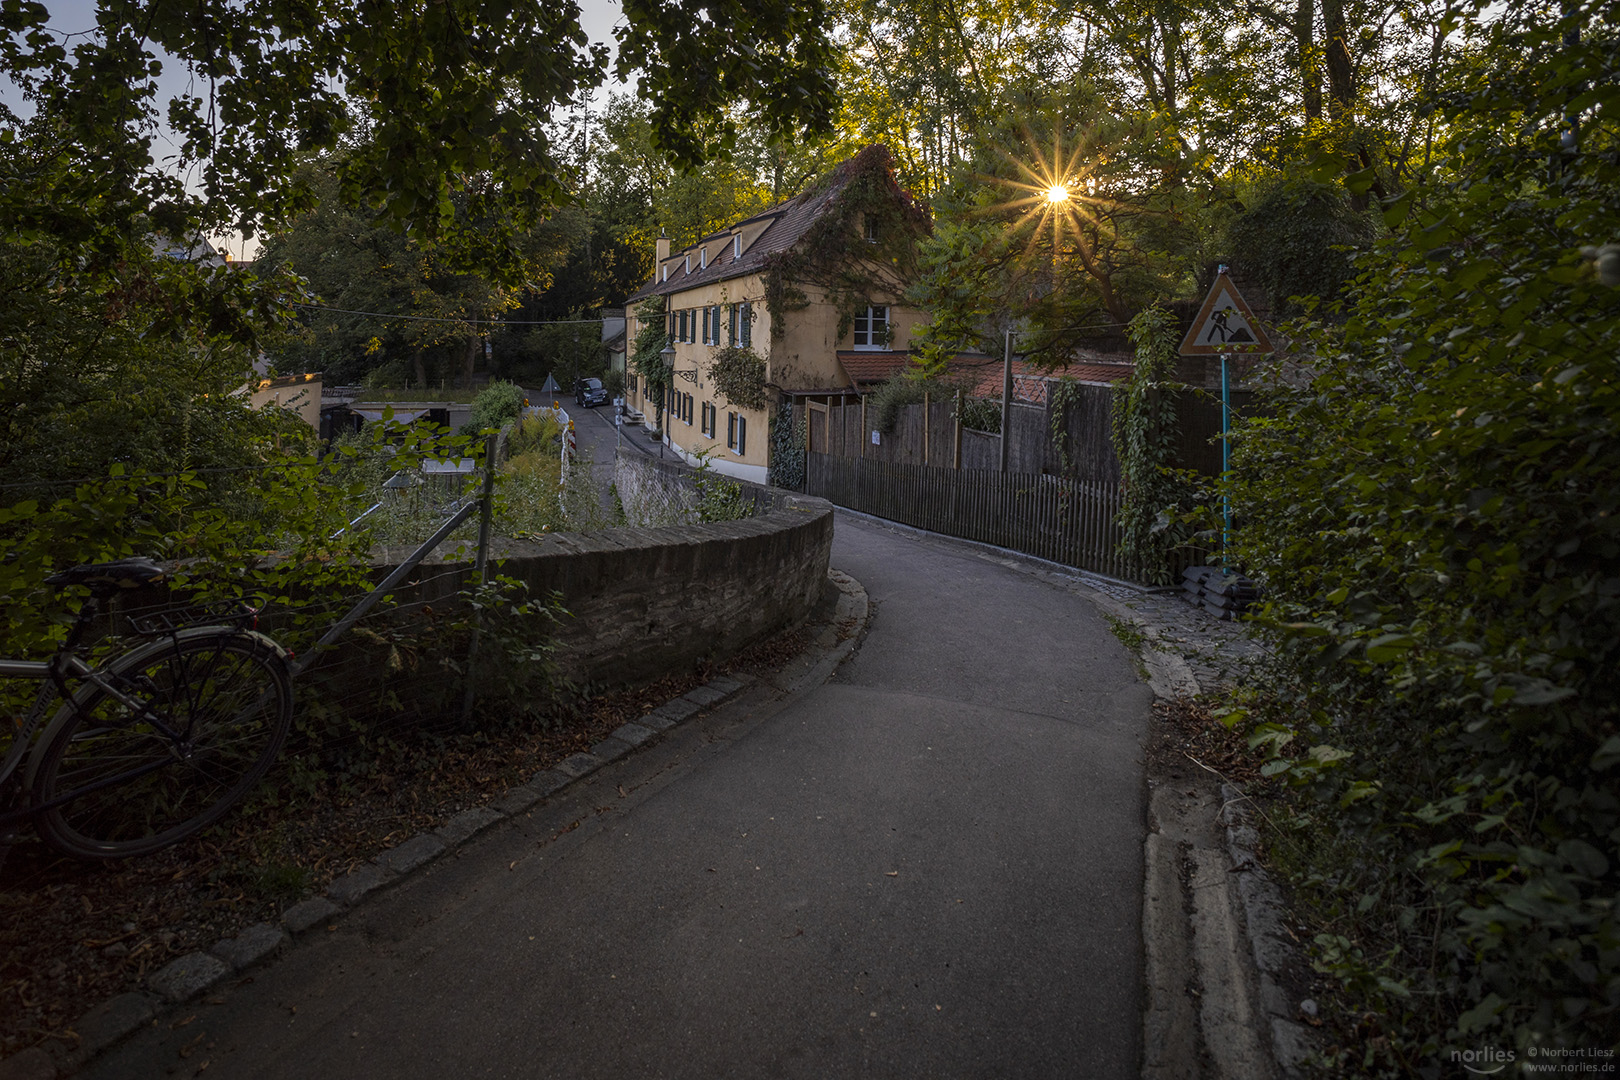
[[1179, 273, 1273, 355], [539, 374, 561, 393]]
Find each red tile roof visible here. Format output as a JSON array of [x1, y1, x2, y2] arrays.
[[836, 351, 912, 385], [948, 353, 1134, 404]]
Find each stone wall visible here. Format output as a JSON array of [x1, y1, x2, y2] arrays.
[[372, 489, 834, 692]]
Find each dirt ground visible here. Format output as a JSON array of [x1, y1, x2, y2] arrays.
[[0, 626, 810, 1062]]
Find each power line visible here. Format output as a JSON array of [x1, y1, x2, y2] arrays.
[[294, 303, 608, 327]]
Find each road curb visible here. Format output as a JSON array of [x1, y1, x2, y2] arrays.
[[3, 568, 872, 1080], [819, 508, 1310, 1080]]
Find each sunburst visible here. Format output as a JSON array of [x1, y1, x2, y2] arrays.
[[977, 129, 1117, 295]]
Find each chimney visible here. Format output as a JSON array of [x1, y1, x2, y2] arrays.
[[655, 229, 670, 264]]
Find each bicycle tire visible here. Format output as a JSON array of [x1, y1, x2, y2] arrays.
[[29, 631, 293, 859]]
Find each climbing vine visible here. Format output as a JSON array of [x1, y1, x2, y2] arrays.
[[1112, 305, 1203, 583], [1048, 376, 1085, 477], [709, 346, 768, 411], [767, 398, 804, 490], [760, 145, 931, 341], [629, 294, 670, 431]]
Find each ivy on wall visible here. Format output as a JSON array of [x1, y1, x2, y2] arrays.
[[1111, 305, 1204, 583], [760, 145, 931, 341], [768, 399, 805, 490], [709, 346, 768, 411], [629, 294, 670, 430]]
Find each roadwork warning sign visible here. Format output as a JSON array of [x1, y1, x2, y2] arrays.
[[1179, 273, 1272, 355]]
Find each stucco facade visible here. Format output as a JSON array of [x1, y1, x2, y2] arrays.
[[623, 147, 929, 485]]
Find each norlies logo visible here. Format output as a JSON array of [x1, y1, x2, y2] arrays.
[[1453, 1046, 1516, 1074]]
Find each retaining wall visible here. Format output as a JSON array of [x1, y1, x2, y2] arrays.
[[371, 490, 834, 691]]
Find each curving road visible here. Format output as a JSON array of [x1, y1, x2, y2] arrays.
[[89, 512, 1151, 1079]]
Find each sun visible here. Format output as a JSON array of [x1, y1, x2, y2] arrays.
[[1044, 184, 1071, 205]]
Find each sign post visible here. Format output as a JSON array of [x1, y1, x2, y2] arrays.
[[1178, 266, 1272, 569]]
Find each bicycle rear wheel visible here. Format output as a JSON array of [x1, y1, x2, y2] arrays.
[[30, 632, 293, 859]]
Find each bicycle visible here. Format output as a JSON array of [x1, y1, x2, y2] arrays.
[[0, 558, 295, 860]]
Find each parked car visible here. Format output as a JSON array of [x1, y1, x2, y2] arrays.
[[574, 377, 608, 408]]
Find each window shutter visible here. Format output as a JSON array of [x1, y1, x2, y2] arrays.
[[738, 416, 747, 456]]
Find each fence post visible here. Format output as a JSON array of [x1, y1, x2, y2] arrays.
[[460, 431, 499, 725], [953, 390, 963, 470], [860, 395, 867, 460]]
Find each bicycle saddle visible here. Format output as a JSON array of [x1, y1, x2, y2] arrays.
[[46, 557, 168, 594]]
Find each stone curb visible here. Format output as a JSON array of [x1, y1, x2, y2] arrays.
[[1222, 782, 1317, 1079], [6, 569, 871, 1079]]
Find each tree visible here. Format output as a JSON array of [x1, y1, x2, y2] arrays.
[[0, 0, 841, 284], [907, 86, 1188, 363], [257, 159, 587, 386], [629, 295, 670, 432]]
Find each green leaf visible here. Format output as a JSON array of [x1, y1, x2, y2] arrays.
[[1513, 680, 1576, 707], [1365, 633, 1416, 662]]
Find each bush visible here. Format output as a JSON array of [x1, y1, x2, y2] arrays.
[[465, 380, 526, 435], [1224, 3, 1620, 1064]]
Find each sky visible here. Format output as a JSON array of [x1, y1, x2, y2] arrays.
[[2, 0, 631, 255]]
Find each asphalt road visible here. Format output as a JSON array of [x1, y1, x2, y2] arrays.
[[90, 513, 1151, 1079]]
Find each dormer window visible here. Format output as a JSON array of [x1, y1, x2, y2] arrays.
[[661, 264, 668, 281], [700, 247, 708, 269], [733, 234, 741, 259], [684, 254, 690, 273]]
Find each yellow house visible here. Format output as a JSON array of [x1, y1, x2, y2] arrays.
[[624, 146, 931, 484], [248, 372, 322, 429]]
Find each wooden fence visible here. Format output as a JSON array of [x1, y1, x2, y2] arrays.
[[806, 452, 1141, 580]]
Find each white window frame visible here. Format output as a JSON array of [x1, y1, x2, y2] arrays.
[[853, 305, 889, 351]]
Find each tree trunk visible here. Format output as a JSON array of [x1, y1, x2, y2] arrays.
[[413, 348, 428, 388], [1297, 0, 1323, 122], [1322, 0, 1355, 120]]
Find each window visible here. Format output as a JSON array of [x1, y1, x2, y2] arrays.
[[702, 401, 717, 437], [853, 305, 888, 350], [864, 216, 881, 243], [700, 247, 707, 269], [683, 392, 694, 425], [729, 302, 752, 348], [728, 412, 747, 455], [702, 307, 713, 346]]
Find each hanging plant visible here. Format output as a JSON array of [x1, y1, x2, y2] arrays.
[[760, 145, 931, 340], [710, 346, 768, 411]]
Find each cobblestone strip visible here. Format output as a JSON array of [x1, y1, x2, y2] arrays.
[[4, 572, 868, 1080]]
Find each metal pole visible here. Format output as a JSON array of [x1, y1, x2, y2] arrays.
[[1221, 352, 1232, 573], [1000, 329, 1013, 472], [953, 390, 962, 470], [460, 432, 499, 723], [291, 498, 480, 678]]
